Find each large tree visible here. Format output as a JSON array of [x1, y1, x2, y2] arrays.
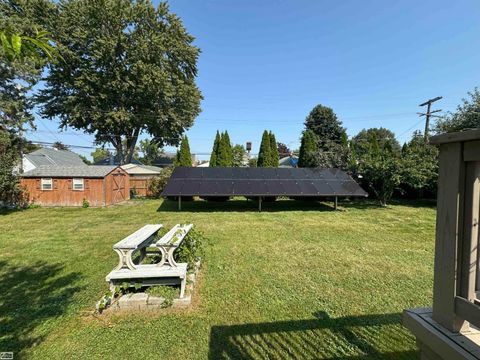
[[38, 0, 202, 164], [435, 88, 480, 133], [304, 104, 346, 150], [257, 130, 272, 167]]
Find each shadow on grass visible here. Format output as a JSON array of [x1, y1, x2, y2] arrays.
[[209, 311, 418, 359], [0, 207, 27, 216], [157, 198, 337, 213], [0, 260, 82, 356]]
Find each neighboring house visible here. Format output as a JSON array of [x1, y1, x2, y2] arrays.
[[197, 161, 210, 167], [279, 155, 299, 168], [20, 165, 130, 207], [22, 147, 86, 173], [121, 163, 162, 197]]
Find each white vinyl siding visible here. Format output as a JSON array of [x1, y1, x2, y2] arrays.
[[72, 178, 84, 191], [41, 178, 53, 191]]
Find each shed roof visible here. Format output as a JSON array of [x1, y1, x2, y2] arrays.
[[162, 167, 368, 197], [121, 163, 163, 175], [21, 165, 118, 178], [24, 148, 86, 167]]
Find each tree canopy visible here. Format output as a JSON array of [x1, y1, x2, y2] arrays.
[[138, 139, 165, 166], [304, 104, 346, 149], [435, 88, 480, 133], [351, 128, 401, 158], [91, 148, 111, 163], [277, 142, 291, 158], [38, 0, 202, 164], [400, 130, 438, 196]]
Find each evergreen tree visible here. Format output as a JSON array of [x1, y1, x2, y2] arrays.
[[269, 131, 279, 167], [209, 131, 221, 167], [257, 130, 273, 167], [222, 131, 233, 166], [174, 135, 192, 167], [216, 131, 232, 166], [304, 104, 346, 150], [298, 130, 317, 167]]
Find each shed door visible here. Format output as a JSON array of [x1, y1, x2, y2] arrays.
[[111, 173, 126, 203]]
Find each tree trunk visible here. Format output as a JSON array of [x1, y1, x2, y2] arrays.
[[124, 128, 140, 164]]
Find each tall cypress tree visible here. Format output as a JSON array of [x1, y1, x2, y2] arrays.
[[298, 130, 317, 167], [175, 135, 192, 166], [209, 131, 221, 167], [223, 131, 233, 166], [257, 130, 273, 167], [269, 131, 279, 167], [217, 131, 232, 166]]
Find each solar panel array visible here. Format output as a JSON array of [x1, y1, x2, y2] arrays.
[[162, 167, 368, 197]]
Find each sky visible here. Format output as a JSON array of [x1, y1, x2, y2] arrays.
[[27, 0, 480, 160]]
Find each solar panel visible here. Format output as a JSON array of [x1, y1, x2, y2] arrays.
[[162, 167, 368, 198]]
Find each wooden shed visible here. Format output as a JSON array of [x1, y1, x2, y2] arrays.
[[20, 165, 130, 207]]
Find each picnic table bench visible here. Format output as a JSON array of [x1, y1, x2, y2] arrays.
[[106, 223, 193, 298]]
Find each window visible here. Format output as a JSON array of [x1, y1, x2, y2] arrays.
[[41, 178, 52, 191], [73, 178, 84, 191]]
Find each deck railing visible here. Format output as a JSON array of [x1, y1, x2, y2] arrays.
[[430, 130, 480, 333]]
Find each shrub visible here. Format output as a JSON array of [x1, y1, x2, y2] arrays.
[[174, 226, 205, 270], [148, 166, 174, 197], [82, 198, 89, 208]]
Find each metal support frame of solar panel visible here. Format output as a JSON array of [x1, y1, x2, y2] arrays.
[[162, 167, 368, 198]]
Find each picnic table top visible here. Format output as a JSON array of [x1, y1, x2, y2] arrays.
[[113, 224, 163, 250]]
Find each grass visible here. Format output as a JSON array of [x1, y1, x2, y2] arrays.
[[0, 198, 436, 359]]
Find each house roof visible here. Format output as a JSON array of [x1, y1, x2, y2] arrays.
[[24, 148, 86, 167], [279, 156, 299, 168], [121, 164, 163, 175], [21, 165, 118, 178]]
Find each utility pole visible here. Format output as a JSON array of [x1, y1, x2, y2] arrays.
[[418, 96, 442, 142]]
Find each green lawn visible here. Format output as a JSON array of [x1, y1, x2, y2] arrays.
[[0, 198, 436, 359]]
